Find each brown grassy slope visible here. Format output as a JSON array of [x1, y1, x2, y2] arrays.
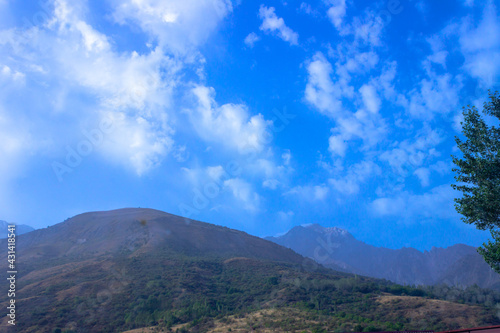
[[122, 297, 495, 333]]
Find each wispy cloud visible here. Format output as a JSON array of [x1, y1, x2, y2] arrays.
[[259, 5, 299, 45], [371, 184, 459, 222], [244, 32, 260, 48]]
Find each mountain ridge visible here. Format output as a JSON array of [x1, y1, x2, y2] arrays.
[[9, 208, 321, 267], [265, 223, 500, 290], [0, 220, 35, 238]]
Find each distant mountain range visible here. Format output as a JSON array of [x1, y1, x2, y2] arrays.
[[0, 220, 35, 238], [265, 223, 500, 290]]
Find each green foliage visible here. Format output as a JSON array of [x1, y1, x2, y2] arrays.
[[421, 283, 500, 307], [479, 230, 500, 274], [452, 91, 500, 272]]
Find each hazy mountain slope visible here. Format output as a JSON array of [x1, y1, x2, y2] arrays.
[[1, 209, 498, 333], [266, 224, 500, 289], [11, 208, 311, 265], [0, 208, 332, 331], [0, 220, 35, 238]]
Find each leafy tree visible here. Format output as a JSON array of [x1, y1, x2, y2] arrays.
[[452, 91, 500, 273]]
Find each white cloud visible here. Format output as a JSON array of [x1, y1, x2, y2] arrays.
[[111, 0, 233, 53], [0, 107, 31, 180], [459, 2, 500, 85], [328, 134, 348, 157], [413, 167, 431, 187], [326, 0, 347, 32], [181, 165, 263, 213], [324, 1, 387, 48], [371, 184, 458, 222], [251, 152, 293, 190], [99, 111, 174, 175], [190, 85, 273, 153], [313, 185, 329, 200], [0, 0, 182, 176], [244, 32, 260, 48], [453, 111, 465, 132], [263, 179, 280, 190], [299, 2, 318, 16], [430, 160, 451, 175], [0, 104, 35, 218], [259, 5, 299, 45], [359, 84, 381, 113], [278, 210, 294, 221], [207, 165, 225, 181], [305, 50, 387, 158], [0, 65, 25, 84], [426, 36, 448, 68], [406, 71, 463, 120], [327, 106, 387, 158], [344, 51, 379, 74], [373, 61, 398, 100], [224, 178, 261, 211], [282, 149, 291, 165], [329, 160, 381, 195], [286, 184, 329, 201], [379, 127, 443, 177], [305, 52, 343, 117], [351, 12, 384, 47], [182, 164, 229, 191], [305, 45, 383, 119]]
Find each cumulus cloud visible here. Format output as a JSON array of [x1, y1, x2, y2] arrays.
[[343, 51, 379, 74], [0, 0, 182, 177], [250, 152, 294, 190], [309, 22, 386, 172], [351, 12, 384, 47], [359, 84, 381, 113], [259, 5, 299, 45], [190, 85, 273, 153], [413, 167, 431, 187], [224, 178, 261, 211], [326, 0, 347, 32], [405, 71, 463, 120], [0, 65, 25, 84], [379, 127, 443, 178], [244, 32, 260, 48], [305, 52, 343, 117], [325, 4, 385, 47], [181, 165, 262, 213], [459, 2, 500, 85], [327, 100, 387, 158], [304, 29, 390, 159], [111, 0, 233, 53], [98, 111, 174, 175]]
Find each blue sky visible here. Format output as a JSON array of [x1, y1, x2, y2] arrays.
[[0, 0, 499, 250]]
